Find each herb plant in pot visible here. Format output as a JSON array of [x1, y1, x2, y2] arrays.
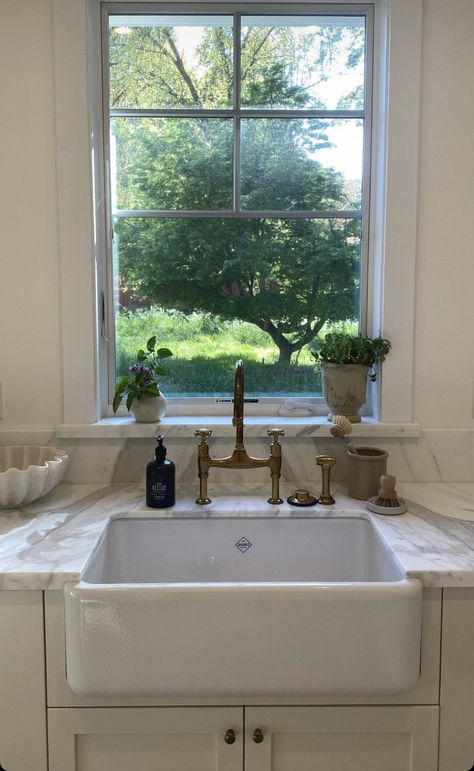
[[112, 336, 173, 423], [311, 333, 391, 422]]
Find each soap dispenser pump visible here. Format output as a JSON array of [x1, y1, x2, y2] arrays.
[[146, 435, 176, 508]]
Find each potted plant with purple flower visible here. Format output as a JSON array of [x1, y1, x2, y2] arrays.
[[112, 336, 173, 422]]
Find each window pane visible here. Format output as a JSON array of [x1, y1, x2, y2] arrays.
[[109, 15, 233, 108], [241, 16, 366, 110], [113, 217, 361, 396], [112, 117, 233, 211], [241, 119, 363, 211]]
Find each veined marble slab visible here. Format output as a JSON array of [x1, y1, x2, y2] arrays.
[[0, 482, 473, 591], [3, 427, 474, 487]]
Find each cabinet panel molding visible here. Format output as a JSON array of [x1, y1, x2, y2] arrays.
[[245, 706, 439, 771], [439, 588, 474, 771], [48, 707, 243, 771]]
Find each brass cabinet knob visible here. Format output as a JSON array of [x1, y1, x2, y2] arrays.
[[224, 729, 236, 745], [252, 728, 264, 744]]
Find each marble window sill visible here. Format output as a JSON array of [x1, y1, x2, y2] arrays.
[[56, 417, 421, 439]]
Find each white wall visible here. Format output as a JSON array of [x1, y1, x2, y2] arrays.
[[0, 0, 62, 429], [414, 0, 474, 427], [1, 0, 473, 430]]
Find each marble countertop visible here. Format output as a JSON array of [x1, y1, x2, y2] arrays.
[[0, 481, 473, 590]]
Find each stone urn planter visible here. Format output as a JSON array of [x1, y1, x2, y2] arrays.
[[130, 394, 167, 423], [321, 362, 369, 423], [312, 333, 392, 423]]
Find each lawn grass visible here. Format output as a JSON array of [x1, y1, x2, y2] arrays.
[[116, 307, 355, 396]]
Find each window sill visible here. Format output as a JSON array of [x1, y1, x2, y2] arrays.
[[56, 417, 421, 439]]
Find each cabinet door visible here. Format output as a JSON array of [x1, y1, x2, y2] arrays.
[[245, 706, 438, 771], [48, 707, 243, 771]]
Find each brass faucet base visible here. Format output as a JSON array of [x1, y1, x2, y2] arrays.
[[268, 496, 283, 505], [195, 497, 212, 505], [317, 493, 335, 505]]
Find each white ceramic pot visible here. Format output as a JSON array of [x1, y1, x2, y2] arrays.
[[130, 394, 167, 423], [321, 363, 369, 423]]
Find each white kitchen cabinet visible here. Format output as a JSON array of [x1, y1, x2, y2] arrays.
[[0, 591, 47, 771], [48, 707, 243, 771], [48, 705, 438, 771], [245, 706, 439, 771]]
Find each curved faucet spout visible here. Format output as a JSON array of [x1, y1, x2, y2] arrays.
[[194, 357, 284, 505], [233, 359, 244, 447]]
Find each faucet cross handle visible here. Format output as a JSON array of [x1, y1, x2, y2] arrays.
[[195, 428, 213, 443], [267, 428, 285, 441]]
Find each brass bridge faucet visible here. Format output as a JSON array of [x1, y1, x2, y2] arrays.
[[195, 360, 284, 505]]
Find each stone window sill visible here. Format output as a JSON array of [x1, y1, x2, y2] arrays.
[[56, 417, 421, 439]]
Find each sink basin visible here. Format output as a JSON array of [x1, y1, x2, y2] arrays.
[[65, 516, 422, 697]]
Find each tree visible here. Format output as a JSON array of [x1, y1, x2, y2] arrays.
[[110, 20, 364, 363]]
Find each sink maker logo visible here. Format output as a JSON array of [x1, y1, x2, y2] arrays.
[[235, 536, 252, 554]]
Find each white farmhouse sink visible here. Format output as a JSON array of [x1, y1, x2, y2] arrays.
[[64, 516, 422, 698]]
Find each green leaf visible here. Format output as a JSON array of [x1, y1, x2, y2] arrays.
[[136, 349, 146, 361], [126, 393, 135, 411], [146, 335, 157, 352], [144, 385, 160, 398], [156, 347, 173, 359], [112, 393, 122, 413]]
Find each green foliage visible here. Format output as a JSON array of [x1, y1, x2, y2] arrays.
[[311, 333, 391, 381], [115, 308, 320, 395], [112, 335, 173, 412], [110, 18, 366, 364]]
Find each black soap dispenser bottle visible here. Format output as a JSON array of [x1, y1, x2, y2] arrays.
[[146, 435, 176, 508]]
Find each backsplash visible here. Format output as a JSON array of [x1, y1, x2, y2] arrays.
[[2, 429, 474, 488]]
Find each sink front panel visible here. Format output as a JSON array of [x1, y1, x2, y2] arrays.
[[65, 580, 422, 697]]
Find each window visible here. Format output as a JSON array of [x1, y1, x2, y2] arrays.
[[53, 0, 421, 426], [103, 4, 372, 404]]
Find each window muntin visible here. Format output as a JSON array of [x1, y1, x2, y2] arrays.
[[105, 4, 371, 402]]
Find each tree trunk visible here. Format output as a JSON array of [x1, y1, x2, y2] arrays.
[[251, 318, 325, 364], [276, 339, 297, 364]]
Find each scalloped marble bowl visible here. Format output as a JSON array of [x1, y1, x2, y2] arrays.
[[0, 446, 68, 508]]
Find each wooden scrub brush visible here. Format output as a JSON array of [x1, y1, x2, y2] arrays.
[[366, 475, 407, 515], [330, 415, 357, 453]]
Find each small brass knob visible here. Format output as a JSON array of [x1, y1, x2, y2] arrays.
[[224, 729, 236, 745], [252, 728, 264, 744], [295, 488, 311, 503]]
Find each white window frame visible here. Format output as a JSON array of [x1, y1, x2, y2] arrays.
[[53, 0, 421, 426]]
